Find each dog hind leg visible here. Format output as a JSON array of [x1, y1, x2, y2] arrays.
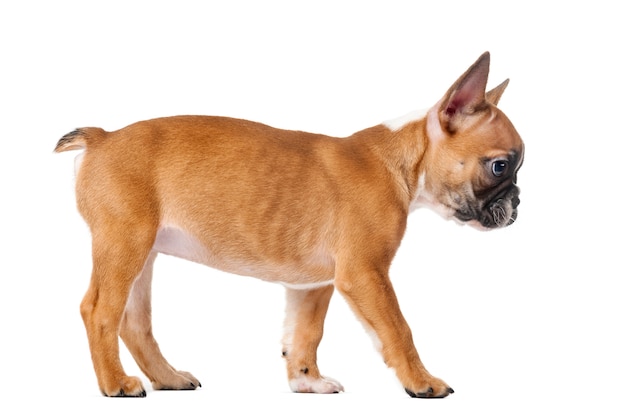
[[281, 285, 344, 393], [119, 251, 201, 391], [80, 224, 157, 397]]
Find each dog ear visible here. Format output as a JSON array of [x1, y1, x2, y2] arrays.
[[435, 52, 490, 134], [486, 78, 509, 106]]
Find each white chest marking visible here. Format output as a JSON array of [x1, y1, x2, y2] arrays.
[[410, 173, 455, 219]]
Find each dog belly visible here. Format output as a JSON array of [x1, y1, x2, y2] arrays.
[[153, 227, 216, 267], [153, 226, 334, 286]]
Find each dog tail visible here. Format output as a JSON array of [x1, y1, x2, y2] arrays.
[[54, 127, 106, 153]]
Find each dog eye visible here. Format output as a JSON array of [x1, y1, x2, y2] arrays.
[[491, 160, 508, 177]]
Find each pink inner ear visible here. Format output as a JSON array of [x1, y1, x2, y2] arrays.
[[447, 85, 480, 116], [445, 63, 489, 117], [445, 101, 459, 116], [445, 93, 468, 117]]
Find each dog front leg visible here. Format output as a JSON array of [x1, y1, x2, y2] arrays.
[[281, 285, 344, 393], [334, 264, 454, 398]]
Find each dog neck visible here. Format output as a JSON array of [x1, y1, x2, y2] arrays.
[[348, 112, 430, 212]]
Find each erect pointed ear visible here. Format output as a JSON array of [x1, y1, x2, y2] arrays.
[[486, 78, 509, 106], [436, 51, 491, 134]]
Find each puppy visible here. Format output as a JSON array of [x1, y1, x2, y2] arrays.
[[55, 52, 523, 398]]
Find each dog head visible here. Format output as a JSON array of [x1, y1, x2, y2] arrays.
[[415, 52, 524, 230]]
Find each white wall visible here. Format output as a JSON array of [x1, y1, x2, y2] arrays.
[[1, 1, 623, 413]]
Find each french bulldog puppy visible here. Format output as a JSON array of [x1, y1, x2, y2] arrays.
[[55, 51, 523, 398]]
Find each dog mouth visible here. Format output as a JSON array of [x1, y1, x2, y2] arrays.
[[453, 187, 520, 229], [485, 197, 519, 227]]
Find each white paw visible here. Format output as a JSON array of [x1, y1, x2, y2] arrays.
[[289, 375, 345, 394]]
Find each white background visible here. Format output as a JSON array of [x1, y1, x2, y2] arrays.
[[1, 1, 624, 413]]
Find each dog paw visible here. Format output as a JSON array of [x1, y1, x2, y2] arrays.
[[152, 370, 201, 390], [102, 375, 147, 397], [404, 377, 454, 399], [289, 375, 344, 394]]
